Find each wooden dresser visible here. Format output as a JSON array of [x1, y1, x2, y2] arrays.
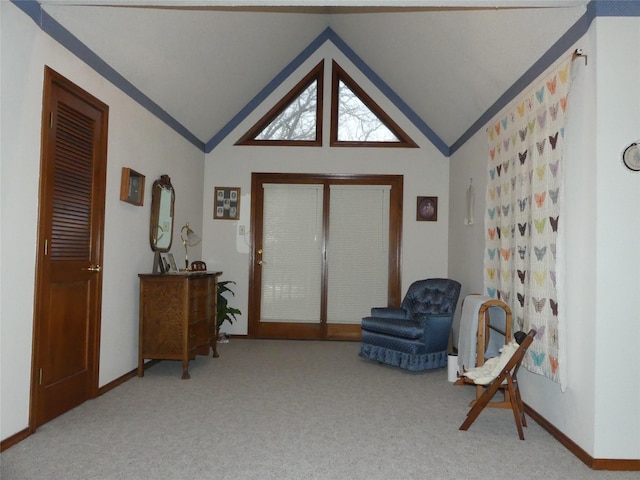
[[138, 271, 222, 379]]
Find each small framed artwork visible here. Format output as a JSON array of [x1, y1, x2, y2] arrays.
[[417, 196, 438, 221], [120, 167, 145, 206], [214, 187, 240, 220], [164, 253, 178, 273], [161, 255, 171, 273]]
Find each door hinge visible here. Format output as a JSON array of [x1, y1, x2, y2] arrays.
[[44, 239, 48, 256], [38, 368, 43, 385], [49, 112, 54, 129]]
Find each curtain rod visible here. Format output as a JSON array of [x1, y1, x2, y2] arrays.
[[572, 48, 588, 65]]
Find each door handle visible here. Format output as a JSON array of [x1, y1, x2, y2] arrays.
[[84, 265, 102, 273]]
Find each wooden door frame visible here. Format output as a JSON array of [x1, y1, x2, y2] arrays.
[[248, 172, 403, 339], [29, 66, 108, 431]]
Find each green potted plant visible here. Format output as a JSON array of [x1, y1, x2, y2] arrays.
[[217, 280, 241, 342]]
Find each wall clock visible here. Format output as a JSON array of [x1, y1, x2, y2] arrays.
[[622, 141, 640, 172]]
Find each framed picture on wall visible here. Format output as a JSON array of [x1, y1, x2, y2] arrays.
[[214, 187, 240, 220], [417, 196, 438, 221], [120, 167, 145, 206]]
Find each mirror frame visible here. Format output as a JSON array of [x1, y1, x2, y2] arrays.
[[149, 175, 175, 254]]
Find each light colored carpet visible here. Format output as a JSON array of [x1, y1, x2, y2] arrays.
[[1, 339, 636, 480]]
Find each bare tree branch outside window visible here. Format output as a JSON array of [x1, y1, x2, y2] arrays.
[[254, 78, 399, 143], [337, 81, 399, 142], [256, 81, 318, 141]]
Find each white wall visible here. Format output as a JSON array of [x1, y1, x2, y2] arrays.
[[592, 16, 640, 459], [3, 1, 638, 462], [0, 2, 205, 440], [202, 43, 451, 336], [447, 132, 488, 346], [448, 17, 640, 460]]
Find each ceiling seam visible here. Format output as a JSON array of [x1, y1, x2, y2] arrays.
[[450, 0, 640, 155], [14, 1, 637, 158], [17, 1, 443, 156], [204, 28, 331, 153], [12, 0, 205, 151], [205, 27, 450, 155], [449, 2, 594, 155], [324, 29, 449, 156]]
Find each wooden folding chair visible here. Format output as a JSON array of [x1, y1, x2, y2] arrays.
[[458, 329, 536, 440], [455, 297, 512, 407], [473, 299, 512, 403]]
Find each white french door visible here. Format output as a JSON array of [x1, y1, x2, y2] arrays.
[[260, 183, 324, 323], [326, 184, 390, 324], [248, 173, 402, 340]]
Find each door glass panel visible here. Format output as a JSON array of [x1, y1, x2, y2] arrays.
[[260, 184, 323, 323], [327, 185, 390, 324]]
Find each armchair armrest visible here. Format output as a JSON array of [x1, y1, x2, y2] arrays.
[[416, 313, 454, 352], [370, 307, 408, 319]]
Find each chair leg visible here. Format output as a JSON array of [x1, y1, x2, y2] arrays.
[[459, 375, 504, 432], [506, 377, 525, 440], [460, 373, 528, 440], [460, 329, 535, 439], [513, 381, 527, 428]]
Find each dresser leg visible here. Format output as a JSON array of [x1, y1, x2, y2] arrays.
[[181, 368, 191, 380], [211, 321, 219, 358]]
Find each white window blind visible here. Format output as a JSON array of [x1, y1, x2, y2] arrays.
[[327, 184, 391, 324], [260, 184, 323, 323]]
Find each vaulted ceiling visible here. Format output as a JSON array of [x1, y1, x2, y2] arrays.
[[33, 1, 590, 153]]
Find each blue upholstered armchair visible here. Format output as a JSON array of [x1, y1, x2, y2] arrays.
[[359, 278, 461, 371]]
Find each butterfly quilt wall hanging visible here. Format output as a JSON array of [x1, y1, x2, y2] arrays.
[[484, 59, 573, 384]]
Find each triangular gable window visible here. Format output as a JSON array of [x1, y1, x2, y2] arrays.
[[335, 80, 399, 142], [331, 61, 417, 148], [237, 59, 417, 148], [236, 61, 323, 146]]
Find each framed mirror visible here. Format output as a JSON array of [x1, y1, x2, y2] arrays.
[[149, 175, 175, 272]]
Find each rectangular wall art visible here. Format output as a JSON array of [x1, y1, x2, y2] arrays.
[[120, 167, 145, 206], [416, 196, 437, 221], [214, 187, 240, 220]]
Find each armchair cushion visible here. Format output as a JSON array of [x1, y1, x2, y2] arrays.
[[361, 317, 423, 340]]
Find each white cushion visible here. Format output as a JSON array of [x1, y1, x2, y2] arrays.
[[462, 341, 519, 385]]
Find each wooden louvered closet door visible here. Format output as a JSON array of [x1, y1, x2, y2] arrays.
[[32, 67, 108, 428]]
